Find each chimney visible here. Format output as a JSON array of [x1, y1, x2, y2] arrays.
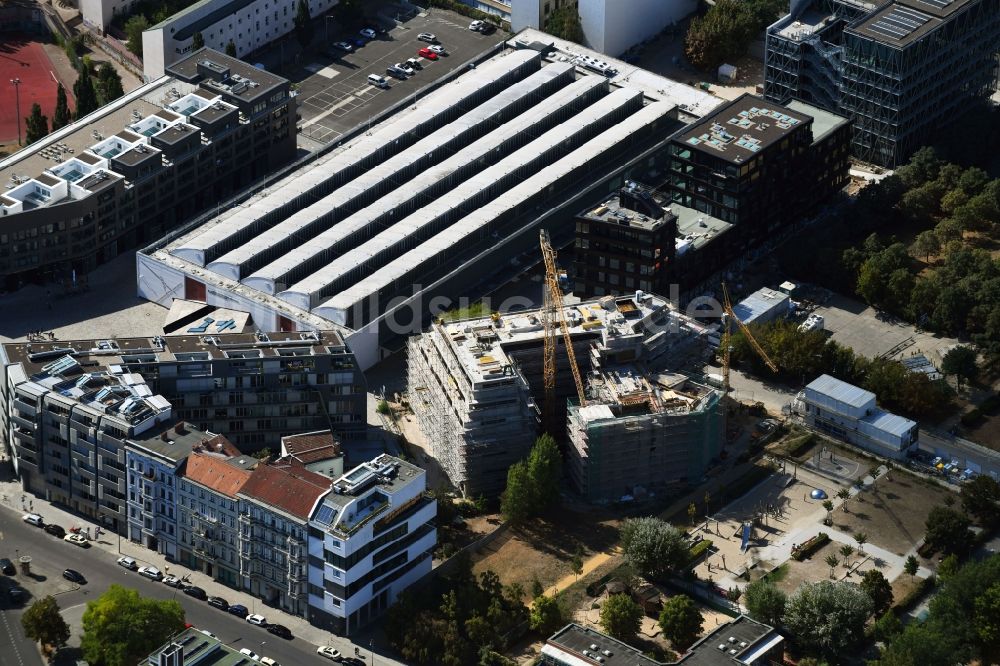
[[175, 423, 187, 435]]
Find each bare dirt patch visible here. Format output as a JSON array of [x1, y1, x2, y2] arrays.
[[771, 541, 843, 595]]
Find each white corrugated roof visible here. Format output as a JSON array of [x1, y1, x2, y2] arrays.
[[806, 374, 876, 409], [862, 408, 917, 438], [731, 287, 789, 324]]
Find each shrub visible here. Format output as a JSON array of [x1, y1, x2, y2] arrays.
[[791, 533, 830, 561], [687, 539, 713, 566]]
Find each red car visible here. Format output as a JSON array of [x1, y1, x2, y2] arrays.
[[417, 47, 438, 60]]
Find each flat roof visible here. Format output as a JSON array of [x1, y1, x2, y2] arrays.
[[165, 50, 287, 103], [677, 94, 812, 165], [145, 628, 252, 666], [863, 408, 917, 437], [806, 374, 876, 409], [545, 624, 660, 666], [681, 615, 780, 666], [671, 204, 733, 253], [785, 100, 850, 142], [731, 287, 789, 324], [581, 184, 673, 232], [127, 421, 215, 462], [846, 0, 976, 46]]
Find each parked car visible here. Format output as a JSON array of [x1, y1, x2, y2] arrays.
[[417, 48, 438, 60], [162, 574, 183, 587], [417, 32, 437, 43], [266, 623, 293, 639], [116, 556, 138, 570], [316, 646, 343, 661], [469, 20, 484, 31], [8, 586, 26, 603], [0, 558, 15, 575], [227, 603, 249, 618], [360, 27, 377, 39], [183, 585, 208, 600], [396, 61, 414, 75], [332, 41, 353, 52], [137, 566, 163, 581], [352, 37, 367, 48], [427, 44, 446, 56], [207, 596, 229, 611], [239, 648, 261, 662], [479, 22, 496, 34], [260, 657, 281, 666], [246, 613, 268, 627], [22, 513, 44, 527], [44, 524, 66, 538], [405, 57, 422, 70], [367, 73, 390, 88], [199, 629, 218, 639], [386, 64, 407, 80], [64, 533, 90, 547], [63, 569, 86, 584]]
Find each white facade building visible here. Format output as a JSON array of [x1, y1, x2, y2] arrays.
[[81, 0, 143, 30], [795, 374, 918, 459], [142, 0, 341, 80], [307, 454, 436, 635]]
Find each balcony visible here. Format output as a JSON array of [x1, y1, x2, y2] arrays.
[[13, 398, 38, 418], [11, 413, 37, 431], [332, 501, 389, 538], [12, 427, 37, 446], [78, 466, 96, 482], [71, 448, 93, 465], [97, 474, 125, 495]]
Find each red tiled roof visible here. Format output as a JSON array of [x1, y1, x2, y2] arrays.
[[238, 461, 330, 520], [281, 431, 342, 464], [196, 434, 242, 457], [182, 451, 254, 498]]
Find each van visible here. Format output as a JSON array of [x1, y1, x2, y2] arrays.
[[367, 74, 389, 88]]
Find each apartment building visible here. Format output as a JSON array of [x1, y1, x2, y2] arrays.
[[280, 430, 344, 478], [177, 442, 257, 589], [237, 460, 330, 618], [566, 372, 722, 503], [142, 0, 341, 80], [0, 49, 296, 290], [308, 454, 436, 635], [125, 423, 230, 559], [764, 0, 1000, 167]]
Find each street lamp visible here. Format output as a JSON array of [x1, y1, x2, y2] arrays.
[[10, 78, 22, 146]]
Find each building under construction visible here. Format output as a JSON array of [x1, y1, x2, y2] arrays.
[[566, 371, 722, 504], [406, 292, 716, 497], [764, 0, 1000, 167]]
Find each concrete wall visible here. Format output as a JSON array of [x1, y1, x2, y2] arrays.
[[81, 0, 140, 30]]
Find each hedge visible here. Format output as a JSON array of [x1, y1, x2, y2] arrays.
[[687, 539, 713, 566], [791, 532, 829, 561]]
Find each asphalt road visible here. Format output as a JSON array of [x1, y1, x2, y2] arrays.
[[0, 512, 340, 666]]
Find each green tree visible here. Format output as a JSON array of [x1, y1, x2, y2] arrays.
[[529, 595, 563, 636], [904, 555, 919, 577], [544, 6, 584, 43], [874, 612, 904, 642], [974, 582, 1000, 663], [52, 84, 71, 131], [478, 648, 516, 666], [600, 593, 642, 642], [531, 578, 544, 599], [20, 596, 70, 650], [96, 63, 125, 106], [860, 569, 894, 617], [961, 475, 1000, 528], [225, 40, 237, 57], [294, 0, 314, 49], [938, 554, 960, 581], [192, 31, 204, 49], [24, 103, 48, 145], [500, 459, 534, 524], [783, 580, 873, 657], [124, 14, 149, 57], [80, 585, 185, 666], [619, 517, 688, 580], [840, 544, 855, 568], [912, 230, 940, 262], [854, 532, 868, 555], [527, 433, 561, 507], [744, 578, 786, 626], [570, 548, 583, 581], [941, 346, 978, 386], [73, 67, 99, 119], [925, 506, 973, 557], [825, 554, 840, 579], [658, 595, 703, 650]]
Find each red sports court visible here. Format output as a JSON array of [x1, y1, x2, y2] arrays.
[[0, 35, 74, 144]]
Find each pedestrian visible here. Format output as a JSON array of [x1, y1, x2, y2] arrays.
[[29, 500, 33, 510]]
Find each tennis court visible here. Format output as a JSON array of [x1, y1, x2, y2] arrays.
[[0, 35, 73, 143]]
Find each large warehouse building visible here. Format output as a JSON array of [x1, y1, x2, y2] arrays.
[[137, 38, 720, 369]]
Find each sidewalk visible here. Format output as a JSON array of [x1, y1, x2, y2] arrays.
[[0, 467, 404, 665]]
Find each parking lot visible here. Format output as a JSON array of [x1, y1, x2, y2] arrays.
[[256, 7, 508, 145]]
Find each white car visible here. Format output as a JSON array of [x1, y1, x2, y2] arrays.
[[360, 27, 377, 39], [22, 513, 44, 526], [246, 613, 268, 627], [427, 44, 446, 55], [199, 629, 218, 639], [64, 533, 90, 547], [260, 658, 281, 666], [417, 32, 437, 43], [332, 41, 353, 52], [396, 62, 414, 75], [469, 20, 484, 31], [239, 648, 261, 662], [162, 574, 183, 587], [116, 556, 138, 570], [405, 57, 422, 70], [316, 646, 343, 661], [137, 565, 163, 581]]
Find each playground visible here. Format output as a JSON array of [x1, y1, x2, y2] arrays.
[[0, 35, 72, 147]]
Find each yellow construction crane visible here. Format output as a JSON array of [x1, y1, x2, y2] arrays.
[[720, 282, 778, 394], [540, 230, 587, 432]]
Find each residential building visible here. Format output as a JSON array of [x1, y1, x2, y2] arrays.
[[141, 0, 341, 80], [510, 0, 697, 56], [794, 374, 918, 459], [0, 49, 296, 290], [542, 615, 784, 665], [407, 292, 714, 497], [667, 94, 851, 249], [308, 454, 436, 635], [137, 40, 721, 369], [177, 442, 257, 588], [81, 0, 143, 30], [280, 430, 344, 478], [125, 422, 230, 559], [237, 459, 331, 618], [566, 372, 722, 503], [764, 0, 1000, 167], [145, 627, 258, 666]]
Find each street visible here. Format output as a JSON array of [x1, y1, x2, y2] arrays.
[[0, 511, 343, 666]]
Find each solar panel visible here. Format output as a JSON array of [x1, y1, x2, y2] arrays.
[[868, 5, 931, 39], [915, 0, 954, 8], [315, 503, 336, 525]]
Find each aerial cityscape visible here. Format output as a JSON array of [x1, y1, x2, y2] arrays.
[[0, 0, 998, 665]]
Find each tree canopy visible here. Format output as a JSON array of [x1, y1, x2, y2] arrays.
[[500, 434, 562, 524], [619, 517, 688, 580], [294, 0, 314, 48], [860, 569, 894, 617], [192, 31, 204, 49], [73, 67, 99, 119], [124, 15, 149, 57], [600, 593, 643, 642], [684, 0, 785, 70], [783, 581, 873, 657], [744, 578, 786, 626], [25, 103, 48, 145], [941, 346, 978, 386], [21, 596, 70, 650], [924, 506, 974, 557], [96, 64, 125, 107], [80, 585, 185, 666], [544, 7, 584, 43], [658, 594, 703, 650], [52, 84, 71, 131], [529, 595, 563, 636], [961, 475, 1000, 528]]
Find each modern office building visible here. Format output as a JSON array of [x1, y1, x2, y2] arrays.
[[176, 441, 258, 589], [237, 459, 331, 618], [141, 0, 341, 80], [0, 330, 366, 458], [566, 372, 722, 503], [0, 49, 296, 291], [137, 39, 721, 370], [407, 292, 714, 497], [764, 0, 1000, 167], [125, 422, 229, 559], [307, 454, 436, 635], [667, 94, 851, 249], [795, 374, 918, 459], [543, 616, 784, 665]]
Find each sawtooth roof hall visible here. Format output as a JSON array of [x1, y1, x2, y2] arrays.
[[138, 37, 720, 369]]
